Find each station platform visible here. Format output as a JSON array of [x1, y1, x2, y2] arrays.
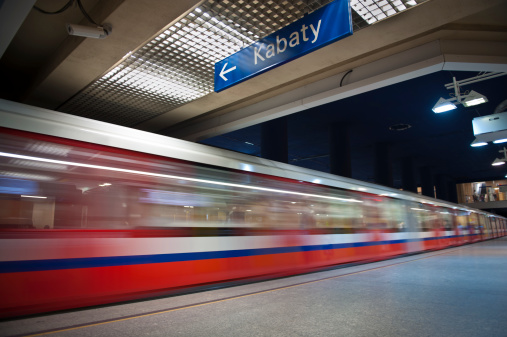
[[1, 237, 506, 337]]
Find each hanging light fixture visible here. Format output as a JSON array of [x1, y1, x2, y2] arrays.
[[470, 138, 488, 147], [491, 147, 507, 166], [431, 73, 507, 114], [432, 97, 457, 113], [492, 158, 505, 166], [462, 90, 488, 107]]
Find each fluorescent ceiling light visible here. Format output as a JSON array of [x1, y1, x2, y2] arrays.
[[0, 171, 54, 181], [493, 138, 507, 144], [0, 151, 362, 204], [470, 138, 488, 147], [432, 97, 457, 113], [10, 159, 68, 170], [493, 147, 507, 166], [95, 6, 255, 111], [410, 208, 429, 212], [240, 163, 253, 172], [26, 142, 72, 156], [492, 158, 505, 166], [21, 195, 48, 199], [462, 90, 488, 107]]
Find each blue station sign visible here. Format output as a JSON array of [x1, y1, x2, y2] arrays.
[[214, 0, 353, 92]]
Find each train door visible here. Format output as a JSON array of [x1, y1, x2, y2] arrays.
[[491, 218, 500, 238], [488, 217, 494, 239], [450, 210, 458, 246], [486, 216, 493, 239], [454, 211, 467, 245], [468, 212, 479, 242], [478, 214, 486, 241], [402, 200, 423, 253]]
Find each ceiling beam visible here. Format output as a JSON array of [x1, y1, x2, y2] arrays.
[[0, 0, 36, 59], [163, 39, 507, 141]]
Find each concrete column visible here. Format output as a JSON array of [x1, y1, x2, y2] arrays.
[[435, 174, 449, 201], [261, 117, 288, 163], [419, 166, 434, 198], [447, 180, 458, 204], [401, 157, 417, 193], [329, 122, 351, 178], [374, 142, 392, 187]]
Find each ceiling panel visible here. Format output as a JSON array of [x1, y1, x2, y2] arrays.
[[57, 0, 427, 127]]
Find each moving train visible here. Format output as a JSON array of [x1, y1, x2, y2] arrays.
[[0, 98, 505, 318]]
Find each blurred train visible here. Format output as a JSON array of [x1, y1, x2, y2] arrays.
[[0, 98, 505, 318]]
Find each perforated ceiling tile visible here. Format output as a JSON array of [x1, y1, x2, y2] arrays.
[[59, 0, 428, 128], [351, 0, 420, 24]]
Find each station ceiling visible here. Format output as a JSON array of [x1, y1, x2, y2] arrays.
[[1, 0, 507, 191]]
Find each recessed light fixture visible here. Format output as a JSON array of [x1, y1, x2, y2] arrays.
[[389, 123, 412, 131]]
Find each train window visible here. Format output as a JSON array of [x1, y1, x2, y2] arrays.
[[382, 199, 407, 232], [360, 196, 389, 230], [3, 130, 504, 235], [478, 214, 488, 233], [469, 212, 479, 230], [0, 177, 81, 229], [439, 209, 454, 231], [0, 178, 39, 229], [455, 211, 469, 230], [409, 203, 432, 231], [0, 130, 359, 231], [487, 217, 494, 235]]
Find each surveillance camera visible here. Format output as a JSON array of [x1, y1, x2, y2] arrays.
[[66, 23, 111, 39]]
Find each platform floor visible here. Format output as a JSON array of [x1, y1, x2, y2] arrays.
[[1, 237, 507, 337]]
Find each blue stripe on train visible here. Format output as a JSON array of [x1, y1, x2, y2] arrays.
[[0, 235, 472, 273]]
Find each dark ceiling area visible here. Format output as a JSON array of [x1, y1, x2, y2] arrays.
[[0, 0, 106, 102], [201, 70, 507, 187]]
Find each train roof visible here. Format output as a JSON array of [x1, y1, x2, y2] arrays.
[[0, 98, 498, 217]]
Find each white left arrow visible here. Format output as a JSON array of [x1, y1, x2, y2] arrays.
[[219, 62, 237, 81]]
